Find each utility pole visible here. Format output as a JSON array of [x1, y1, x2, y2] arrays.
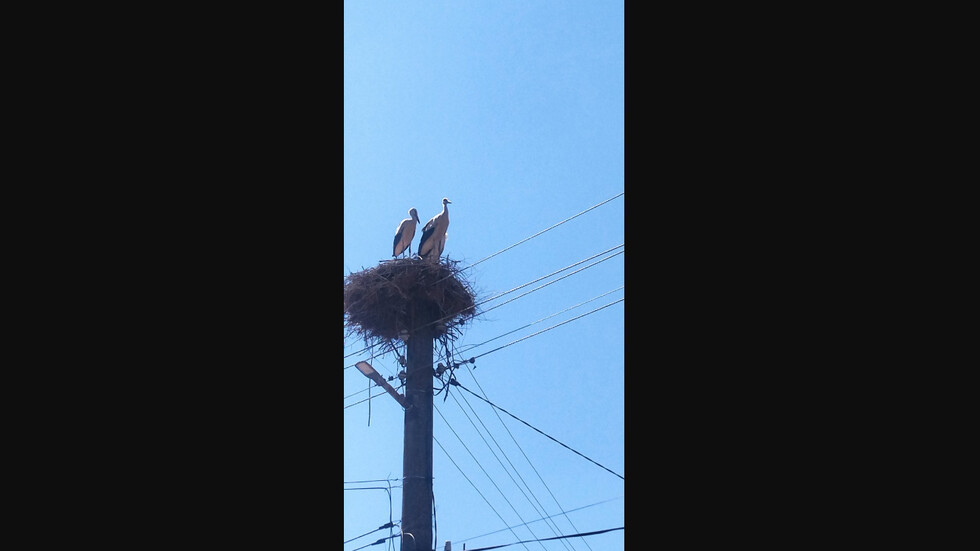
[[402, 303, 436, 551], [346, 258, 475, 551]]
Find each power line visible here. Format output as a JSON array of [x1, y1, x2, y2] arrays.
[[418, 246, 623, 339], [345, 298, 622, 412], [463, 526, 625, 551], [458, 363, 595, 551], [345, 387, 371, 401], [344, 344, 400, 377], [433, 435, 533, 551], [345, 347, 369, 361], [344, 521, 398, 545], [439, 340, 585, 550], [344, 381, 405, 410], [345, 335, 396, 362], [345, 372, 403, 401], [451, 379, 624, 481], [446, 386, 577, 551], [459, 192, 624, 274], [477, 244, 623, 306], [344, 297, 622, 415], [345, 478, 402, 485], [471, 298, 624, 361], [476, 250, 623, 316], [458, 286, 623, 355], [343, 481, 397, 550], [434, 404, 547, 549], [436, 286, 623, 372], [456, 496, 622, 545], [348, 532, 401, 551]]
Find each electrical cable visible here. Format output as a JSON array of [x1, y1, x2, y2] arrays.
[[447, 384, 578, 551], [441, 356, 579, 551], [344, 381, 405, 410], [345, 386, 373, 401], [446, 383, 574, 550], [345, 296, 619, 414], [475, 250, 622, 318], [344, 521, 398, 545], [471, 298, 624, 362], [456, 496, 622, 545], [425, 286, 623, 374], [404, 245, 625, 362], [451, 379, 624, 481], [348, 532, 401, 551], [345, 297, 621, 411], [417, 246, 623, 343], [462, 526, 624, 551], [386, 478, 395, 551], [343, 486, 397, 549], [433, 435, 532, 551], [345, 478, 402, 485], [477, 244, 623, 305], [434, 404, 546, 549], [444, 192, 624, 280], [457, 286, 623, 355], [345, 344, 370, 360], [459, 363, 595, 551]]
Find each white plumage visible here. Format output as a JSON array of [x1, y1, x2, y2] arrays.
[[392, 208, 421, 258], [418, 198, 451, 261]]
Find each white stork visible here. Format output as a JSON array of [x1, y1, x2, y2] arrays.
[[392, 207, 421, 258], [418, 197, 451, 261]]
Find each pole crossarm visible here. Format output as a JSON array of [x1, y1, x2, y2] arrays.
[[355, 361, 409, 408]]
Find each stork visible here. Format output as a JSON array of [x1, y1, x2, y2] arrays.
[[393, 207, 421, 258], [418, 197, 451, 261]]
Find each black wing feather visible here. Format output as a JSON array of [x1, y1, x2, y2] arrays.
[[418, 222, 437, 258], [393, 229, 404, 256]]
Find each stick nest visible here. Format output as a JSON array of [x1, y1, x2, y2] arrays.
[[344, 257, 478, 344]]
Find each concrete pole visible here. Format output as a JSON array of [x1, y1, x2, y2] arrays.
[[401, 314, 434, 550]]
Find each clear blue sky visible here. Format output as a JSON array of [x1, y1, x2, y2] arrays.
[[344, 2, 624, 549]]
